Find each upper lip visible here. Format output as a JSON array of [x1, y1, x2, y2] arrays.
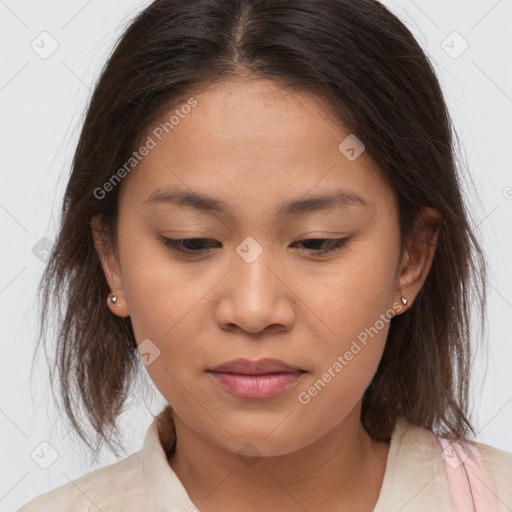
[[209, 358, 304, 375]]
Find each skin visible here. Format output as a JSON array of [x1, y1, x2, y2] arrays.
[[91, 77, 441, 512]]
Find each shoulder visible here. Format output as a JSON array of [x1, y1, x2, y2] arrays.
[[474, 439, 512, 506], [394, 418, 512, 508], [17, 450, 150, 512], [476, 439, 512, 472]]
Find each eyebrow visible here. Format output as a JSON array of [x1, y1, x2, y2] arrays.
[[143, 187, 368, 217]]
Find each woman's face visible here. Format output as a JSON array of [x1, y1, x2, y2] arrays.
[[94, 78, 422, 456]]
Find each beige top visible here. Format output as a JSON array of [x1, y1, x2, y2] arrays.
[[17, 415, 512, 511]]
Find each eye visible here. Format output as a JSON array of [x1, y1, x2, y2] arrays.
[[159, 236, 350, 256], [292, 238, 350, 255], [159, 237, 220, 254]]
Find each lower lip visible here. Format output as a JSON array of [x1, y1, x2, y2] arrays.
[[209, 371, 305, 399]]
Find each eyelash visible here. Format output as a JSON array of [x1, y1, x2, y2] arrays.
[[159, 237, 350, 256]]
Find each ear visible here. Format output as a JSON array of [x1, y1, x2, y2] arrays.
[[394, 207, 441, 313], [91, 214, 130, 318]]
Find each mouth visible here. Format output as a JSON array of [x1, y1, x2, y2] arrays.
[[209, 357, 305, 375], [208, 358, 307, 399]]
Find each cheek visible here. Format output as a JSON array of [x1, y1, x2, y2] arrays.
[[299, 236, 399, 347], [292, 257, 396, 431], [291, 234, 400, 421], [117, 230, 212, 366]]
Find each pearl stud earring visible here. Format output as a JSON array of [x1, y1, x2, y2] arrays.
[[108, 293, 122, 307]]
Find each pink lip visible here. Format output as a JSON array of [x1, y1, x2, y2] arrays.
[[208, 358, 306, 399], [209, 371, 305, 398], [209, 357, 303, 374]]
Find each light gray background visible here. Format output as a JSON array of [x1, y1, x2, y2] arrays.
[[1, 0, 511, 510]]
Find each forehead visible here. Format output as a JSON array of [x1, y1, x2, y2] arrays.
[[119, 78, 393, 217]]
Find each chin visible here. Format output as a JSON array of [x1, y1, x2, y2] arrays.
[[214, 426, 315, 459]]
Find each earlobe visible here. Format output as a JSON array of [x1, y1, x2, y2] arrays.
[[106, 292, 130, 317], [394, 207, 441, 310], [91, 214, 130, 318]]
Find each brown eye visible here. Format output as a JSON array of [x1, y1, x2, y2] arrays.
[[293, 238, 349, 254], [160, 237, 220, 253]]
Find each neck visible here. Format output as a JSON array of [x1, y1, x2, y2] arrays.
[[165, 404, 391, 512]]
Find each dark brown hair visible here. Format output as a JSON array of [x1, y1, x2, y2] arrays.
[[35, 0, 487, 459]]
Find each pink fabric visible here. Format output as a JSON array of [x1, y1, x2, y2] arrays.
[[438, 437, 502, 511]]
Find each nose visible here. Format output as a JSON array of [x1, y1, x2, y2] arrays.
[[215, 244, 296, 335]]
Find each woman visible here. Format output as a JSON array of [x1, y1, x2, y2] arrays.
[[18, 0, 512, 510]]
